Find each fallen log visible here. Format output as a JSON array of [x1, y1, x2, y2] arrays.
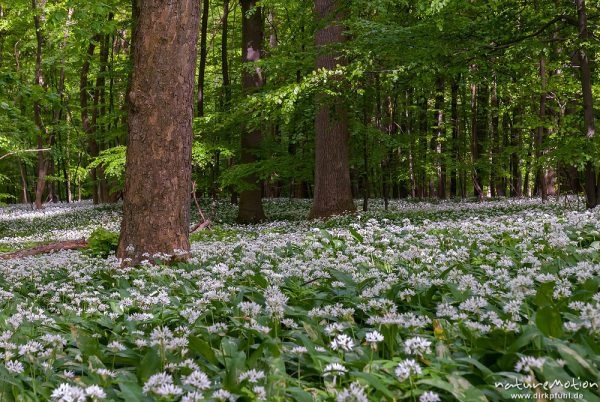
[[190, 219, 212, 233], [0, 239, 88, 260]]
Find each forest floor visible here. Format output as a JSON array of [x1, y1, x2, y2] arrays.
[[0, 198, 599, 401]]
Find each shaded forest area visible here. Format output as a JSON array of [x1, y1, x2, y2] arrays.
[[0, 0, 598, 212]]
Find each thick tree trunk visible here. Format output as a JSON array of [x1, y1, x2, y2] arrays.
[[575, 0, 597, 208], [308, 0, 355, 218], [236, 0, 267, 223], [117, 0, 200, 265]]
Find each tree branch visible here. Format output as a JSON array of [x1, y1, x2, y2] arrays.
[[0, 148, 51, 161]]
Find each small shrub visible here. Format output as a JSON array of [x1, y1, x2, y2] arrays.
[[86, 228, 119, 258]]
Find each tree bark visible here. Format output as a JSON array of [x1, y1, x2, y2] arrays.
[[92, 17, 113, 203], [221, 0, 231, 108], [32, 0, 47, 209], [536, 56, 548, 202], [197, 0, 210, 116], [308, 0, 356, 218], [236, 0, 267, 223], [435, 77, 446, 199], [510, 103, 522, 197], [81, 40, 98, 202], [490, 76, 502, 197], [117, 0, 200, 265], [450, 80, 459, 197], [470, 83, 482, 200], [574, 0, 597, 208]]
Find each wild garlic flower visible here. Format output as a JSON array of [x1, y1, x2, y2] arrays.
[[143, 372, 176, 395], [420, 391, 441, 402], [365, 331, 384, 344], [51, 383, 86, 402], [514, 356, 546, 373], [395, 359, 422, 381], [330, 334, 355, 352], [336, 382, 369, 402], [323, 363, 348, 376], [404, 336, 432, 356], [5, 360, 24, 374], [239, 368, 266, 383], [183, 370, 212, 390], [107, 341, 126, 352], [264, 286, 288, 319]]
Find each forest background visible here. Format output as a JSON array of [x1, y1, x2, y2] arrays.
[[0, 0, 598, 214]]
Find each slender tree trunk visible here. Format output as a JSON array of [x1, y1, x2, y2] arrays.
[[574, 0, 597, 208], [221, 0, 236, 204], [19, 161, 29, 204], [236, 0, 267, 223], [418, 94, 428, 199], [490, 76, 501, 197], [32, 0, 47, 209], [197, 0, 210, 116], [405, 89, 416, 198], [450, 80, 459, 197], [510, 104, 522, 197], [470, 83, 483, 201], [221, 0, 231, 108], [362, 93, 369, 211], [435, 77, 446, 199], [92, 17, 113, 203], [117, 0, 200, 265], [536, 56, 548, 202], [0, 6, 4, 68], [52, 8, 73, 203], [81, 40, 98, 202], [308, 0, 355, 218]]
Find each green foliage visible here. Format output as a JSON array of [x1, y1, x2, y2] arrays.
[[86, 227, 119, 258], [87, 146, 126, 182]]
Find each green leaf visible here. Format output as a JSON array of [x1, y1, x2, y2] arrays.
[[534, 282, 554, 307], [351, 372, 395, 398], [117, 382, 144, 402], [552, 341, 599, 378], [535, 306, 564, 338], [189, 336, 218, 365], [75, 331, 102, 359], [286, 387, 313, 402], [349, 227, 364, 243], [507, 326, 542, 353], [136, 348, 161, 382]]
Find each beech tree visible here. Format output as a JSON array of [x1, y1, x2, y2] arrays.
[[308, 0, 356, 219], [237, 0, 267, 223], [575, 0, 598, 209], [116, 0, 200, 265], [32, 0, 46, 210]]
